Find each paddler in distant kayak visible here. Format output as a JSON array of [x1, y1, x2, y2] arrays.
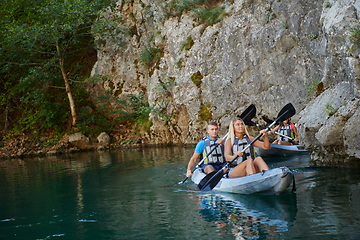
[[268, 118, 299, 145], [186, 121, 226, 178], [224, 116, 270, 178]]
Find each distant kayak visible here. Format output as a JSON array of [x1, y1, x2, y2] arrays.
[[191, 167, 294, 195], [255, 143, 309, 158]]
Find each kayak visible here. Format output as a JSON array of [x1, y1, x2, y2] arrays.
[[191, 167, 294, 195], [255, 143, 309, 158]]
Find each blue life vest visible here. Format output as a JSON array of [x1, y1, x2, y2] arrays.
[[203, 138, 225, 164], [231, 135, 256, 166]]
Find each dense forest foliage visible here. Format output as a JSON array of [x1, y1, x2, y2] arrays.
[[0, 0, 134, 139]]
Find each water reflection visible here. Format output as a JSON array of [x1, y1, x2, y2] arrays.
[[195, 192, 297, 239], [77, 175, 84, 213], [1, 148, 360, 239]]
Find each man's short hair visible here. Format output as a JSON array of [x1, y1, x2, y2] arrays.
[[208, 121, 218, 127]]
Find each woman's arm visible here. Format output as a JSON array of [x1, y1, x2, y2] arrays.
[[251, 130, 271, 149], [293, 126, 299, 138], [268, 125, 279, 135], [293, 126, 299, 143]]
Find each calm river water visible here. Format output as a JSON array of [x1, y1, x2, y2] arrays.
[[1, 146, 360, 240]]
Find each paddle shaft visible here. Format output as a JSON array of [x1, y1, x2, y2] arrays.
[[178, 132, 228, 184], [275, 131, 294, 141]]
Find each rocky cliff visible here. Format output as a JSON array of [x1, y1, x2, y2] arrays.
[[90, 0, 360, 166]]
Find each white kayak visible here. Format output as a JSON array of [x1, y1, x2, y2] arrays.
[[191, 167, 294, 195], [255, 143, 309, 158]]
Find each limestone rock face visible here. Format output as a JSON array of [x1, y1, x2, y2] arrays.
[[297, 84, 360, 166], [89, 0, 360, 165], [297, 83, 354, 149], [343, 106, 360, 158]]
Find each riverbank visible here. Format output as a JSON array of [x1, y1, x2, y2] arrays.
[[0, 131, 152, 160], [0, 124, 286, 161]]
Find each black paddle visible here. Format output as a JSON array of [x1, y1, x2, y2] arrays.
[[197, 155, 239, 191], [238, 103, 256, 123], [262, 115, 275, 124], [197, 103, 296, 191], [178, 104, 256, 185]]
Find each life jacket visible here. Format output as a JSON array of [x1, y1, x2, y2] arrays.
[[231, 135, 256, 166], [203, 137, 225, 164], [278, 124, 295, 142]]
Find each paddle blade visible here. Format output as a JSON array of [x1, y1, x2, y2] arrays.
[[246, 120, 265, 128], [238, 104, 256, 123], [276, 103, 296, 123], [197, 170, 223, 191], [262, 116, 274, 124], [178, 177, 188, 185], [244, 120, 256, 126]]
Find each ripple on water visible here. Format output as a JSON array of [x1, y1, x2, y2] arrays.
[[1, 218, 15, 222], [78, 219, 97, 223]]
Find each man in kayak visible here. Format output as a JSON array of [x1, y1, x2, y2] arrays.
[[224, 116, 270, 178], [186, 121, 226, 177], [268, 118, 299, 145]]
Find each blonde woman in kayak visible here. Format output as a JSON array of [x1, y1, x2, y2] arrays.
[[224, 116, 270, 178]]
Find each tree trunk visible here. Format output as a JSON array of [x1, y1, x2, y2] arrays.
[[56, 40, 77, 126]]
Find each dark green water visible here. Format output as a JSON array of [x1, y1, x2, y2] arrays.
[[1, 147, 360, 239]]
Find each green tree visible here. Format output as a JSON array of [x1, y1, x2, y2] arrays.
[[0, 0, 115, 130]]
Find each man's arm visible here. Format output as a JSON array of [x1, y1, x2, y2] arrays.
[[216, 137, 225, 145], [186, 152, 201, 177]]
